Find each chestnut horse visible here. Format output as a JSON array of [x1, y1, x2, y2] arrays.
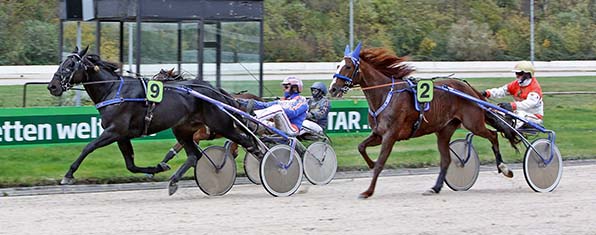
[[329, 44, 519, 198]]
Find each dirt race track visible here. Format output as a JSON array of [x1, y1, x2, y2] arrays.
[[1, 163, 596, 235]]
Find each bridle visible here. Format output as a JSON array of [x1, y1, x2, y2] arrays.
[[332, 56, 360, 94], [55, 53, 89, 91]]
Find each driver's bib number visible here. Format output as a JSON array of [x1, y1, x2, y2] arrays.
[[147, 80, 164, 103], [416, 80, 434, 103]]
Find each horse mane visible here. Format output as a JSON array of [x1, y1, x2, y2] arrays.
[[359, 48, 415, 80], [85, 54, 122, 76]]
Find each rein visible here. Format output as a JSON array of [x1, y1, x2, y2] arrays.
[[354, 80, 409, 91]]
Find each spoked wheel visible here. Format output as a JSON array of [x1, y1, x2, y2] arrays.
[[194, 146, 236, 196], [303, 141, 337, 185], [260, 144, 303, 197], [523, 138, 563, 192], [445, 139, 480, 191], [243, 151, 262, 185]]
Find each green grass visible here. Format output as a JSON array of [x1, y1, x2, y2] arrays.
[[0, 76, 594, 187]]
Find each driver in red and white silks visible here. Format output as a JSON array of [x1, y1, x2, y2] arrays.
[[250, 76, 308, 135], [482, 61, 544, 128]]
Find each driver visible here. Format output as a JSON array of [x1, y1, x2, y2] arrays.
[[300, 82, 331, 135], [481, 61, 544, 128], [240, 76, 308, 136]]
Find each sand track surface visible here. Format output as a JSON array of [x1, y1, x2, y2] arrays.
[[1, 163, 595, 234]]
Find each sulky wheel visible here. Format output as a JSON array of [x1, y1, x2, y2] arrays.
[[260, 144, 303, 197], [445, 139, 480, 191], [303, 141, 337, 185], [194, 146, 236, 196], [243, 151, 262, 185], [523, 138, 563, 192]]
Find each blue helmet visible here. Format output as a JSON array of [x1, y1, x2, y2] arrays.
[[310, 82, 328, 96]]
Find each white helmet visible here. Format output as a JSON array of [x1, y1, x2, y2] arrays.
[[281, 76, 303, 93], [512, 61, 535, 77]]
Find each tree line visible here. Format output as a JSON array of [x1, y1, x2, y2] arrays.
[[1, 0, 595, 65]]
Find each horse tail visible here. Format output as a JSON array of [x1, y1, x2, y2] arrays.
[[484, 112, 521, 152], [460, 79, 521, 152]]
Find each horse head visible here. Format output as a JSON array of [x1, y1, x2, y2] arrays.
[[47, 46, 95, 96], [329, 42, 362, 98], [152, 68, 183, 81]]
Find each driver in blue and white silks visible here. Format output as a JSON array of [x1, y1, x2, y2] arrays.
[[240, 76, 308, 136]]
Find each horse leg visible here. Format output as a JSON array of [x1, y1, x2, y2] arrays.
[[487, 130, 513, 178], [224, 140, 240, 159], [117, 139, 170, 175], [168, 132, 204, 196], [61, 131, 120, 184], [161, 142, 183, 166], [359, 136, 396, 199], [423, 122, 459, 195], [467, 123, 513, 178], [221, 130, 261, 159], [162, 128, 208, 164], [358, 133, 382, 169]]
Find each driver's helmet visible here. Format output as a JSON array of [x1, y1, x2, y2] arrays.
[[310, 82, 328, 97], [512, 61, 535, 77], [281, 76, 303, 93]]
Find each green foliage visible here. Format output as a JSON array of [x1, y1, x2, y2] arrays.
[[0, 0, 58, 65], [447, 19, 498, 60], [2, 0, 596, 64], [21, 20, 59, 64]]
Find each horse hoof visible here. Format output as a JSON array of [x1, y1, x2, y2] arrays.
[[168, 181, 179, 196], [498, 163, 514, 178], [60, 177, 75, 185], [358, 192, 371, 199], [158, 162, 171, 171], [422, 189, 439, 196]]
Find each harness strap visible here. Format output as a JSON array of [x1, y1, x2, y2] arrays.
[[368, 77, 395, 124], [405, 79, 430, 138], [406, 79, 431, 112], [95, 77, 146, 109], [409, 109, 428, 138], [143, 102, 156, 136], [367, 77, 410, 126]]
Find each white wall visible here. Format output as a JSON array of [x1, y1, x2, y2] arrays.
[[1, 61, 596, 85]]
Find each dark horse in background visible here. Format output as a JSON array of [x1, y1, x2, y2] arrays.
[[329, 43, 519, 198], [47, 47, 260, 193], [152, 68, 263, 161]]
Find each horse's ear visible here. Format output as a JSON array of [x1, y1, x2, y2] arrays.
[[79, 45, 89, 56], [83, 54, 99, 70], [344, 45, 350, 56], [85, 54, 99, 62], [73, 46, 79, 53], [168, 68, 175, 74], [351, 42, 362, 60]]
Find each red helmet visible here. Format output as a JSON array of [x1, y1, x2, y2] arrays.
[[281, 76, 303, 93]]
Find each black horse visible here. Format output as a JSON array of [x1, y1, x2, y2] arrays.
[[47, 47, 259, 193]]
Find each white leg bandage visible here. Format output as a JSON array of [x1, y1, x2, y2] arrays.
[[299, 119, 324, 136], [254, 104, 297, 134], [514, 110, 543, 128]]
